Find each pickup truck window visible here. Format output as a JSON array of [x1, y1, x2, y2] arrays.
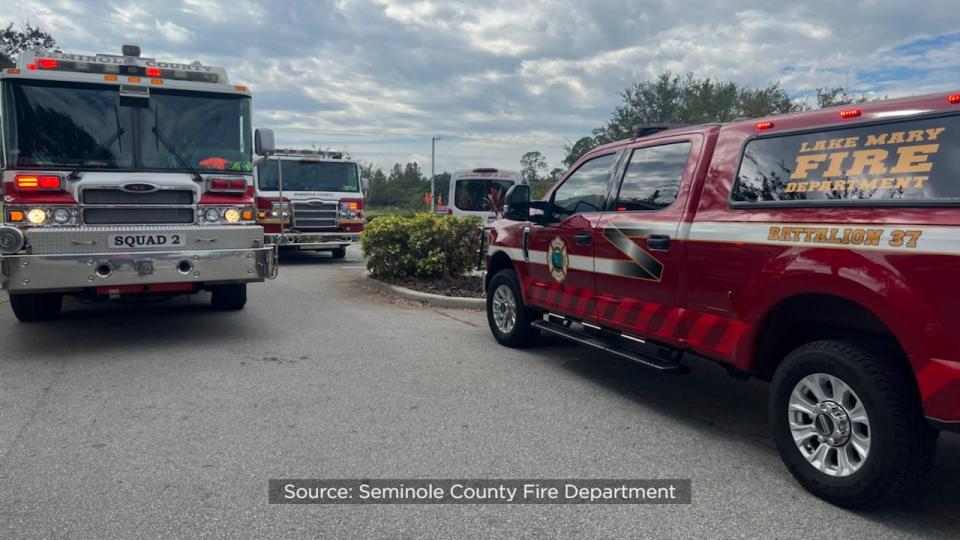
[[732, 113, 960, 204], [552, 153, 616, 217], [614, 142, 691, 211]]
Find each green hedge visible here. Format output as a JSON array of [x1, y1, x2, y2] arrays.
[[361, 213, 481, 280]]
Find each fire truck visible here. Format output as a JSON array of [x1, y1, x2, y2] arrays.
[[486, 91, 960, 507], [0, 45, 276, 321], [254, 149, 365, 257]]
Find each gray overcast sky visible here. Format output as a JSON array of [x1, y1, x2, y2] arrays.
[[2, 0, 959, 173]]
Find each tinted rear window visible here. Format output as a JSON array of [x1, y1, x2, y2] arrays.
[[732, 114, 960, 204]]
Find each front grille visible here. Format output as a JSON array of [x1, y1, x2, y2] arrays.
[[82, 188, 194, 205], [84, 208, 195, 225], [293, 201, 338, 230]]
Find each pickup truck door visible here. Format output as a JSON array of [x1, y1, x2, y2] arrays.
[[592, 137, 700, 347], [524, 152, 620, 322]]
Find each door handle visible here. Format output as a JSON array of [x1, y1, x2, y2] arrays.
[[574, 232, 592, 246], [647, 234, 671, 251]]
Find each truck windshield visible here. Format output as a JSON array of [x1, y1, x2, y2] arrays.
[[2, 79, 252, 172], [256, 160, 360, 192]]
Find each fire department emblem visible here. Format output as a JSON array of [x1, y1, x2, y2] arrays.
[[548, 236, 569, 283]]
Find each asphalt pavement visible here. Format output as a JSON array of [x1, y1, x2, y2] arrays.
[[1, 245, 958, 538]]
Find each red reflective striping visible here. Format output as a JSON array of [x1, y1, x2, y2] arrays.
[[654, 308, 683, 338], [632, 302, 663, 331], [713, 320, 750, 355], [687, 313, 721, 346]]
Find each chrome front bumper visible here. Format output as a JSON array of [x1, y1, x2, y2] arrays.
[[1, 225, 275, 292], [267, 232, 359, 249], [1, 247, 274, 292]]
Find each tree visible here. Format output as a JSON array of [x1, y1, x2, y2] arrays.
[[0, 22, 58, 68], [591, 72, 805, 144], [519, 151, 547, 184], [561, 136, 599, 168], [815, 86, 878, 108]]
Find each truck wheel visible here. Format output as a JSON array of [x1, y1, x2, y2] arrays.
[[331, 247, 347, 259], [769, 339, 938, 508], [9, 292, 64, 322], [210, 283, 247, 310], [486, 269, 540, 348]]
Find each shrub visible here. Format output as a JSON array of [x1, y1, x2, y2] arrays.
[[361, 213, 481, 280]]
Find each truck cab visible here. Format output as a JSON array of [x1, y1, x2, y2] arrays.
[[0, 45, 275, 321], [485, 91, 960, 508], [253, 151, 364, 258]]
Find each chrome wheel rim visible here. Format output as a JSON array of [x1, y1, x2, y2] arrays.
[[789, 373, 872, 477], [491, 284, 517, 334]]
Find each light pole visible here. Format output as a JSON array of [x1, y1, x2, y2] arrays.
[[430, 135, 441, 212]]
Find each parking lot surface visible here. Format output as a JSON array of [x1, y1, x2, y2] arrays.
[[1, 246, 958, 538]]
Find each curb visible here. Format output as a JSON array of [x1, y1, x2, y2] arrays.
[[362, 272, 485, 310]]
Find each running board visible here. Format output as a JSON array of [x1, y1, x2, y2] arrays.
[[532, 319, 688, 373]]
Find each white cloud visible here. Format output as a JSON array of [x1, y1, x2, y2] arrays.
[[1, 0, 959, 172]]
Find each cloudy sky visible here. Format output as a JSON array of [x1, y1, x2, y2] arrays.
[[2, 0, 959, 173]]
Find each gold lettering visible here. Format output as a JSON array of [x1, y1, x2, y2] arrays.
[[844, 137, 859, 148], [914, 176, 929, 188], [880, 178, 894, 190], [906, 130, 926, 143], [866, 133, 888, 146], [812, 140, 827, 152], [890, 144, 938, 174], [828, 138, 844, 150], [864, 229, 883, 246], [823, 152, 849, 177], [791, 154, 827, 179], [925, 127, 946, 141], [768, 226, 780, 241], [785, 182, 797, 192], [858, 179, 880, 191], [888, 132, 905, 144], [848, 149, 888, 176]]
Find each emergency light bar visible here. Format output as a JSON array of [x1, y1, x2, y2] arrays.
[[28, 57, 220, 84]]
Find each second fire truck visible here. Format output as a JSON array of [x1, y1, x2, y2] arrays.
[[254, 149, 365, 258]]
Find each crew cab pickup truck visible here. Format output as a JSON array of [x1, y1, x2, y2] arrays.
[[485, 91, 960, 508]]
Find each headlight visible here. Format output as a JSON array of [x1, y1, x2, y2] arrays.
[[223, 208, 241, 223], [203, 208, 221, 222], [27, 208, 47, 225], [52, 208, 71, 224]]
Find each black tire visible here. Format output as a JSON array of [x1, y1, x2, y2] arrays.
[[769, 339, 938, 508], [210, 283, 247, 310], [331, 247, 347, 259], [486, 269, 540, 348], [9, 292, 64, 322]]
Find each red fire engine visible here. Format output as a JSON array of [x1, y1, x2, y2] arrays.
[[486, 91, 960, 507], [0, 45, 276, 320]]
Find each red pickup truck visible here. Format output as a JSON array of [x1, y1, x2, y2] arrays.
[[485, 91, 960, 508]]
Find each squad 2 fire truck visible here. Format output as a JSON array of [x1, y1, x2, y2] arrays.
[[0, 45, 276, 321], [486, 91, 960, 507], [254, 149, 365, 258]]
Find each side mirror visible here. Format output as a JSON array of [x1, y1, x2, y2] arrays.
[[361, 176, 370, 197], [503, 184, 530, 221], [255, 128, 276, 156]]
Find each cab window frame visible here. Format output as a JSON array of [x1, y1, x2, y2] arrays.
[[547, 151, 621, 219], [729, 110, 960, 209], [607, 139, 694, 213]]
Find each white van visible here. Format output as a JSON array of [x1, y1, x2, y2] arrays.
[[448, 168, 523, 221]]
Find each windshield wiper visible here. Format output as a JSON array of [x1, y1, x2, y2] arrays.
[[67, 127, 125, 181], [151, 104, 202, 182], [151, 125, 203, 182]]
